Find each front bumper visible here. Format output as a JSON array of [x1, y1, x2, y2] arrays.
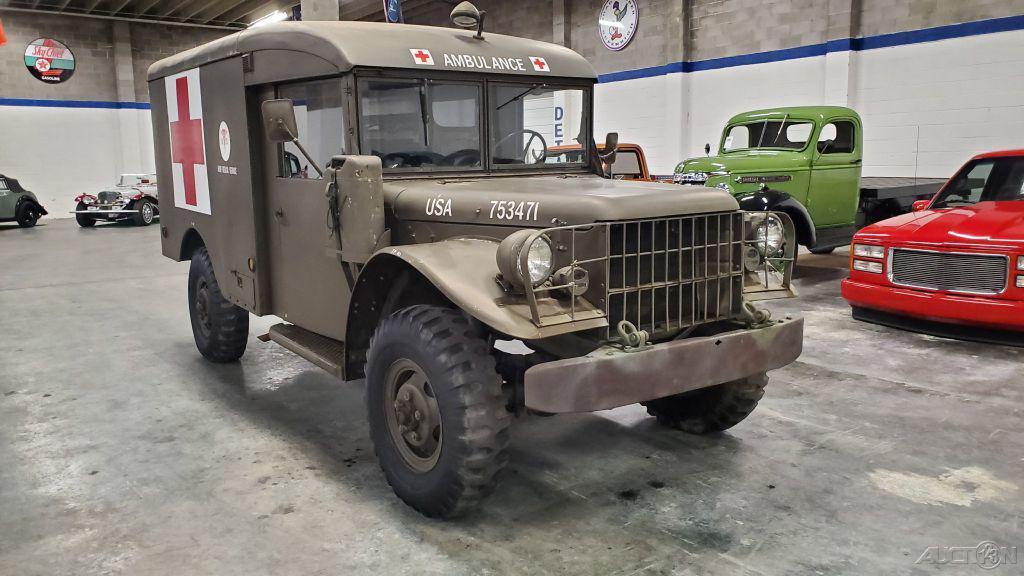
[[842, 279, 1024, 330], [523, 316, 804, 413]]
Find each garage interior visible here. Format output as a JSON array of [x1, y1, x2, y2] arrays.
[[2, 1, 1023, 575]]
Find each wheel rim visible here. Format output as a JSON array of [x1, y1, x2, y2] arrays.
[[384, 358, 442, 472], [142, 203, 154, 223], [195, 279, 213, 338]]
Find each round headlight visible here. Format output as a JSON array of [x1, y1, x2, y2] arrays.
[[82, 196, 95, 205], [754, 214, 785, 256], [496, 230, 555, 288]]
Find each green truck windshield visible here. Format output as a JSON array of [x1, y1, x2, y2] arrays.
[[723, 120, 813, 152]]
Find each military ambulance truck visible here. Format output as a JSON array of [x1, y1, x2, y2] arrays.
[[148, 2, 803, 518]]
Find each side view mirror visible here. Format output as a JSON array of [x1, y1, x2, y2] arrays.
[[704, 143, 711, 156], [261, 99, 299, 143], [912, 199, 931, 212], [599, 132, 619, 165]]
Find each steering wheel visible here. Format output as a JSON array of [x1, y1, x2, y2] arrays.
[[443, 149, 481, 167], [494, 129, 548, 164]]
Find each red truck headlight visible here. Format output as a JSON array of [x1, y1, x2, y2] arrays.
[[853, 244, 885, 259], [853, 260, 883, 274]]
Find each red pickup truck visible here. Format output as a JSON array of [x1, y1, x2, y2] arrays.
[[842, 149, 1024, 341]]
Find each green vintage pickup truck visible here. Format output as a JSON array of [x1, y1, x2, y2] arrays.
[[673, 106, 945, 254]]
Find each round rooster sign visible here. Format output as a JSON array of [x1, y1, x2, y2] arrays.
[[598, 0, 638, 51]]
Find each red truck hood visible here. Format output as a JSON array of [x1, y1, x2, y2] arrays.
[[856, 201, 1024, 252]]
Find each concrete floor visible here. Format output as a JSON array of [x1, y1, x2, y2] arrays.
[[1, 218, 1022, 576]]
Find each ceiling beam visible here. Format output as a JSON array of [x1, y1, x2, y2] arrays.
[[85, 0, 105, 14], [110, 0, 135, 17]]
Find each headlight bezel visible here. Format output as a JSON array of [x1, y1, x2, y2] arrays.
[[853, 243, 885, 259], [496, 230, 556, 289]]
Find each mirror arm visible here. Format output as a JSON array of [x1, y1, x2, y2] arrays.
[[291, 138, 323, 178]]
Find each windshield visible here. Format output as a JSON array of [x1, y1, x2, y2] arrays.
[[359, 78, 483, 171], [490, 83, 587, 168], [932, 157, 1024, 208], [723, 120, 813, 152]]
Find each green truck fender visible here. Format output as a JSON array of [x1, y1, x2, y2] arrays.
[[736, 189, 816, 248], [344, 237, 607, 377]]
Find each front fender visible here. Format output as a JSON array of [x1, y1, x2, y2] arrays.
[[737, 189, 815, 247], [372, 239, 597, 341], [18, 196, 48, 216]]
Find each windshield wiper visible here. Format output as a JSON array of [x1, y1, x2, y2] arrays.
[[419, 82, 430, 147], [497, 83, 545, 111]]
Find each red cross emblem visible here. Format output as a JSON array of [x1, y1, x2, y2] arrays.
[[409, 48, 434, 65], [165, 69, 210, 214], [529, 56, 549, 72]]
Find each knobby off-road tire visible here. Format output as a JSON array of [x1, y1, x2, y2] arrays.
[[366, 305, 511, 518], [188, 246, 248, 363], [642, 373, 768, 434], [75, 202, 96, 227], [15, 202, 40, 228]]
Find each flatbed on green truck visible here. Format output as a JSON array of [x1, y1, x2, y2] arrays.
[[673, 106, 946, 254]]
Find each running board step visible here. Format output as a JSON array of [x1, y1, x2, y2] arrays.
[[265, 323, 345, 378]]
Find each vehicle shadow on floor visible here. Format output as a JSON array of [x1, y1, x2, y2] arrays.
[[193, 347, 747, 527], [0, 222, 48, 232]]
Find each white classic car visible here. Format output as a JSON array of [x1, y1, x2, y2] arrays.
[[73, 174, 159, 227]]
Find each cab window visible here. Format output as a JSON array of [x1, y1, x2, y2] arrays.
[[0, 179, 8, 192], [724, 120, 813, 151], [817, 121, 855, 154], [608, 150, 642, 179], [489, 84, 587, 168], [933, 157, 1024, 207], [276, 78, 347, 179]]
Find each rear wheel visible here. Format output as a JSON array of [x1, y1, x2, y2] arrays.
[[133, 199, 155, 226], [366, 305, 510, 518], [642, 373, 768, 434], [188, 246, 248, 362], [15, 202, 40, 228], [75, 202, 96, 228]]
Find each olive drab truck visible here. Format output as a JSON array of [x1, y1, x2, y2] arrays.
[[148, 2, 803, 518]]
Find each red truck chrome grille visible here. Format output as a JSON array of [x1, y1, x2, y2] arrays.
[[889, 249, 1008, 295]]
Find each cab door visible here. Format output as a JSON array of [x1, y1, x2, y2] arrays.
[[257, 79, 352, 341], [807, 119, 861, 227]]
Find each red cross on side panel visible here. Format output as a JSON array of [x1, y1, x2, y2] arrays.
[[169, 76, 205, 207], [529, 56, 549, 72], [409, 48, 434, 65]]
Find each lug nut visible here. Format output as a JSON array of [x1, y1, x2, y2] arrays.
[[410, 432, 420, 442], [403, 391, 411, 401], [414, 410, 422, 421]]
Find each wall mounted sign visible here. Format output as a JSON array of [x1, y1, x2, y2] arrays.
[[24, 38, 76, 83], [598, 0, 638, 51], [383, 0, 403, 23]]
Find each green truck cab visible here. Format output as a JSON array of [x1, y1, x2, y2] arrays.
[[0, 174, 47, 228], [674, 106, 944, 253]]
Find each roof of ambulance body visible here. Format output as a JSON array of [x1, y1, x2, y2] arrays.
[[147, 21, 597, 81]]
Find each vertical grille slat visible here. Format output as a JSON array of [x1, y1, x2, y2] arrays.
[[890, 249, 1008, 295], [606, 213, 744, 339]]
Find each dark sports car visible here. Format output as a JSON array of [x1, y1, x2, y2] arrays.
[[0, 174, 48, 228]]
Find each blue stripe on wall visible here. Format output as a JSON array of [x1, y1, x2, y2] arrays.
[[598, 13, 1024, 83], [0, 98, 151, 110]]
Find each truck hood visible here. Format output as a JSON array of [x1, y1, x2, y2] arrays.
[[857, 202, 1024, 252], [386, 175, 739, 226], [677, 150, 808, 175]]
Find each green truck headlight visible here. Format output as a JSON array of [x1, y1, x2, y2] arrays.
[[853, 244, 885, 259]]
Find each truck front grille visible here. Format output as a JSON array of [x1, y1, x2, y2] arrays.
[[890, 249, 1008, 295], [606, 213, 744, 338]]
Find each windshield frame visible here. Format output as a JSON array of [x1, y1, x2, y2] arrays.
[[719, 117, 817, 154], [353, 69, 594, 177], [930, 156, 1024, 209]]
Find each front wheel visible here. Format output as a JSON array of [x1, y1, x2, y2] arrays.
[[642, 373, 768, 434], [133, 199, 156, 226], [188, 246, 249, 362], [366, 305, 511, 518], [75, 202, 96, 228], [15, 202, 40, 228]]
